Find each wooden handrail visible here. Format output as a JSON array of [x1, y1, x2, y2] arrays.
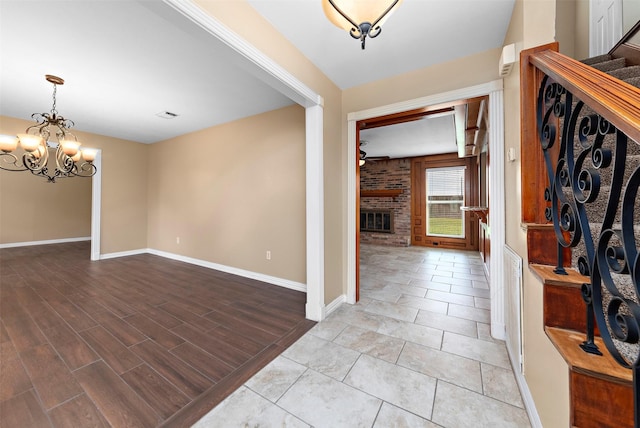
[[520, 43, 640, 227], [529, 50, 640, 143]]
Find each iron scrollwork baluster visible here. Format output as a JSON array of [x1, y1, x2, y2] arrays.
[[537, 72, 640, 426]]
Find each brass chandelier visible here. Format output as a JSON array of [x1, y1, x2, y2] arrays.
[[0, 75, 97, 183], [322, 0, 403, 49]]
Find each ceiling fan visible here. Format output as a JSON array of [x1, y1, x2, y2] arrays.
[[359, 140, 390, 166]]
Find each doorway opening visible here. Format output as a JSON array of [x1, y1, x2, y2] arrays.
[[354, 98, 489, 301], [347, 81, 505, 341]]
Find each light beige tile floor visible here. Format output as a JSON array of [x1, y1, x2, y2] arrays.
[[194, 245, 531, 427]]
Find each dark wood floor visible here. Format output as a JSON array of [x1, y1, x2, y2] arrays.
[[0, 242, 314, 427]]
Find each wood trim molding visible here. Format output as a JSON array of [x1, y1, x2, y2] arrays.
[[529, 50, 640, 143], [520, 42, 558, 225], [360, 189, 403, 198]]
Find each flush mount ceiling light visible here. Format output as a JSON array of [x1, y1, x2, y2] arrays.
[[322, 0, 403, 49], [0, 75, 97, 183]]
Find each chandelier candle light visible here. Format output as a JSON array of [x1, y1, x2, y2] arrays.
[[0, 75, 97, 183], [322, 0, 403, 49]]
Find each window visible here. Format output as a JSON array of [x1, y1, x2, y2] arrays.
[[426, 167, 465, 238]]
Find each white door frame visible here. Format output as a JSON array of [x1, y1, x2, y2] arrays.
[[90, 149, 102, 261], [347, 80, 507, 339]]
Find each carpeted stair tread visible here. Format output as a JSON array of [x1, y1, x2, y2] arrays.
[[608, 65, 640, 80], [581, 54, 613, 65], [623, 76, 640, 89], [591, 57, 627, 72]]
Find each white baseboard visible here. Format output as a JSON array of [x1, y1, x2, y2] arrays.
[[0, 236, 91, 249], [508, 347, 542, 428], [100, 247, 315, 315], [323, 294, 346, 318], [146, 248, 307, 293], [491, 321, 507, 341], [100, 248, 148, 259]]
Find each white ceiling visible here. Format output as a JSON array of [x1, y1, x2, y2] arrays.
[[0, 0, 514, 155], [248, 0, 515, 90], [360, 112, 457, 159], [0, 0, 294, 144]]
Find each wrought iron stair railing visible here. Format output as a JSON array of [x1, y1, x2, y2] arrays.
[[522, 44, 640, 427]]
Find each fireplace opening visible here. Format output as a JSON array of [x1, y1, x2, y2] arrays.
[[360, 209, 394, 233]]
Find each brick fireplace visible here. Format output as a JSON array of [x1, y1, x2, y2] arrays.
[[360, 158, 411, 246]]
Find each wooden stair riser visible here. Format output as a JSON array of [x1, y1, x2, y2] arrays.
[[544, 283, 600, 335], [571, 370, 633, 428]]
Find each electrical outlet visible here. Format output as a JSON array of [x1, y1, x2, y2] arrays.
[[176, 237, 180, 244], [266, 250, 271, 260]]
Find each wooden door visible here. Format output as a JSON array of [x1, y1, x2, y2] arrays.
[[411, 153, 478, 251]]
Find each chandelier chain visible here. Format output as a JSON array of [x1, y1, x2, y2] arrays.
[[51, 83, 58, 116]]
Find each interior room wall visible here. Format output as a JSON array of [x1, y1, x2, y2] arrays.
[[503, 0, 571, 426], [0, 116, 148, 254], [555, 0, 577, 58], [147, 105, 307, 284], [575, 0, 590, 60], [194, 0, 344, 304], [342, 48, 502, 115]]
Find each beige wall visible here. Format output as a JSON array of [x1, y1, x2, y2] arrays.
[[0, 115, 148, 254], [556, 0, 577, 58], [554, 0, 589, 60], [194, 0, 344, 303], [575, 0, 590, 60], [147, 105, 307, 284], [503, 0, 572, 426], [85, 130, 148, 255], [343, 48, 502, 114]]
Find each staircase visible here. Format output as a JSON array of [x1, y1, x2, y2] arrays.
[[521, 21, 640, 428], [532, 265, 634, 428]]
